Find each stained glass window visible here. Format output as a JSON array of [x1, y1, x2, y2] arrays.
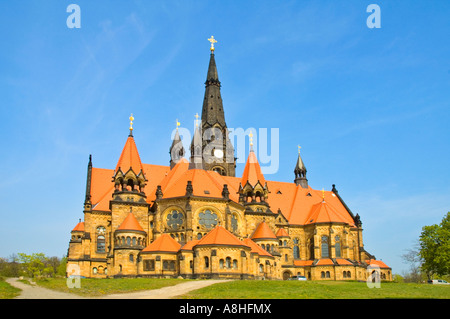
[[166, 210, 184, 230], [321, 236, 329, 258], [198, 209, 218, 229], [335, 236, 341, 257], [231, 214, 238, 233]]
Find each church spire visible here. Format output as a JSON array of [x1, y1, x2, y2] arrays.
[[84, 154, 92, 210], [169, 119, 185, 169], [113, 115, 147, 194], [202, 41, 225, 128], [195, 36, 236, 176], [294, 146, 308, 188]]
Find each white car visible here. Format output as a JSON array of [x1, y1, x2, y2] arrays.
[[288, 275, 307, 281], [427, 279, 450, 285]]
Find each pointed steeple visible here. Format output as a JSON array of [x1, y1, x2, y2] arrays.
[[241, 132, 265, 186], [239, 132, 270, 209], [117, 211, 145, 232], [197, 37, 236, 176], [113, 115, 147, 194], [294, 146, 308, 188], [189, 114, 203, 170], [84, 154, 92, 210], [169, 119, 185, 169], [202, 50, 226, 128]]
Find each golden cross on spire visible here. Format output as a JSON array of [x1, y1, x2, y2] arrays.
[[129, 113, 134, 132], [249, 131, 254, 147], [298, 145, 301, 154], [176, 119, 180, 130], [208, 36, 217, 52]]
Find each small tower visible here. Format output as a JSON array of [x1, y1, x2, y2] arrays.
[[294, 146, 308, 188], [108, 115, 150, 277], [189, 114, 203, 170], [169, 119, 185, 169], [112, 114, 147, 196], [238, 132, 272, 215], [113, 209, 147, 277]]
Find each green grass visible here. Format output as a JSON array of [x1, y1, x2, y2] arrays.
[[36, 277, 191, 297], [0, 277, 21, 299], [179, 280, 450, 299]]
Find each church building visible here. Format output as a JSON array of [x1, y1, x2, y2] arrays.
[[67, 37, 392, 281]]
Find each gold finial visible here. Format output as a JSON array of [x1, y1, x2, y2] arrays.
[[208, 36, 217, 52], [129, 113, 134, 132], [249, 131, 254, 147], [322, 188, 325, 201], [176, 119, 180, 130], [195, 113, 199, 127], [298, 145, 301, 154]]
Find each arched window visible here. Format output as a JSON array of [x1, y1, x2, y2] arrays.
[[335, 236, 341, 257], [129, 254, 134, 263], [126, 237, 131, 246], [219, 259, 224, 269], [293, 246, 300, 259], [204, 256, 209, 269], [197, 233, 202, 240], [132, 237, 137, 246], [96, 226, 106, 253], [226, 257, 231, 269], [321, 236, 329, 258], [93, 267, 98, 274], [231, 214, 238, 233], [233, 259, 238, 269], [321, 271, 325, 278], [309, 243, 315, 260], [259, 264, 264, 273], [326, 271, 330, 278]]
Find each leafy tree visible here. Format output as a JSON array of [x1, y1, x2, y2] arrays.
[[17, 253, 54, 278], [419, 212, 450, 279]]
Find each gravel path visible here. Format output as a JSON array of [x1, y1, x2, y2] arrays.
[[5, 277, 229, 299]]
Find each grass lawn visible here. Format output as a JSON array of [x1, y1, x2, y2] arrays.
[[0, 277, 21, 299], [179, 280, 450, 299], [36, 277, 191, 297]]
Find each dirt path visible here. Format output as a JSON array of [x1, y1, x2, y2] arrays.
[[6, 278, 229, 299]]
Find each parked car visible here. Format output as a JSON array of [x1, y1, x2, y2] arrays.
[[288, 275, 307, 281], [427, 279, 450, 285]]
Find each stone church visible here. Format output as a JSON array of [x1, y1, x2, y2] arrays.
[[67, 38, 392, 281]]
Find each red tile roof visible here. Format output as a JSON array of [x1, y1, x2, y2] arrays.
[[180, 239, 200, 251], [115, 135, 145, 174], [142, 234, 181, 253], [243, 238, 273, 257], [294, 260, 314, 266], [241, 150, 266, 186], [365, 259, 391, 269], [251, 221, 277, 240], [117, 212, 144, 232], [276, 228, 290, 238], [196, 226, 249, 248], [72, 221, 85, 232]]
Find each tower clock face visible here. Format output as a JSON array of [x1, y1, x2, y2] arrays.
[[214, 149, 223, 158]]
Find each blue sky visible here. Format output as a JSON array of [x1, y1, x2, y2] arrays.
[[0, 0, 449, 275]]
